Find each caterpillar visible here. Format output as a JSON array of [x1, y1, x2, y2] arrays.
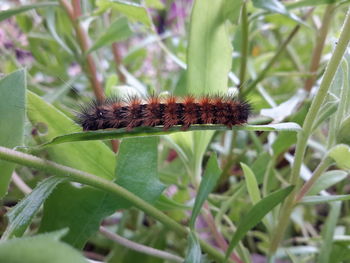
[[77, 95, 251, 131]]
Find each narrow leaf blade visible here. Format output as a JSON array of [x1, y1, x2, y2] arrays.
[[3, 177, 67, 240], [0, 69, 26, 198], [301, 195, 350, 204], [184, 231, 202, 263], [225, 186, 294, 260], [43, 122, 301, 146], [0, 2, 58, 21], [189, 154, 221, 228], [88, 17, 132, 53]]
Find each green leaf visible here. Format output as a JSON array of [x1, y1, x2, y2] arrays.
[[301, 195, 350, 204], [45, 8, 73, 55], [224, 185, 294, 260], [329, 242, 350, 262], [0, 69, 26, 198], [27, 91, 116, 179], [184, 231, 201, 263], [39, 137, 164, 248], [286, 0, 337, 9], [272, 132, 297, 157], [251, 152, 271, 184], [96, 0, 151, 27], [0, 2, 58, 22], [252, 0, 304, 24], [39, 184, 116, 248], [311, 99, 338, 132], [26, 92, 117, 248], [42, 122, 301, 146], [115, 136, 165, 204], [241, 163, 261, 204], [189, 154, 222, 229], [186, 0, 232, 95], [328, 144, 350, 170], [337, 115, 350, 145], [154, 195, 191, 211], [2, 177, 67, 240], [318, 201, 342, 263], [222, 0, 244, 24], [88, 17, 132, 53], [308, 170, 348, 196], [0, 230, 88, 263]]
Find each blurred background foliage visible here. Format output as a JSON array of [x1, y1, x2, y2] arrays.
[[1, 0, 350, 263]]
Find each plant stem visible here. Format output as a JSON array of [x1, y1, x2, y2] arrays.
[[269, 7, 350, 253], [202, 204, 243, 263], [0, 146, 234, 263], [111, 43, 126, 83], [99, 226, 183, 263], [294, 157, 332, 203], [11, 172, 32, 195], [59, 0, 105, 102], [304, 4, 335, 92]]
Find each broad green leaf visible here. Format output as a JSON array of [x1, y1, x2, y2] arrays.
[[222, 0, 244, 24], [184, 231, 201, 263], [26, 92, 116, 247], [328, 144, 350, 170], [96, 0, 151, 27], [39, 184, 118, 248], [39, 137, 163, 248], [189, 154, 221, 229], [186, 0, 232, 95], [0, 230, 88, 263], [43, 122, 301, 146], [2, 177, 67, 240], [184, 0, 236, 175], [329, 243, 350, 262], [241, 163, 261, 204], [27, 91, 116, 179], [115, 136, 165, 204], [252, 0, 304, 24], [318, 201, 342, 263], [0, 69, 26, 198], [0, 2, 58, 21], [301, 195, 350, 204], [88, 17, 132, 53], [308, 170, 348, 196], [224, 186, 294, 261]]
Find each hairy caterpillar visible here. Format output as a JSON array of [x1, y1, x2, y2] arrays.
[[77, 95, 251, 131]]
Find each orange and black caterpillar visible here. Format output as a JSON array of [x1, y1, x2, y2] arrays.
[[77, 95, 250, 131]]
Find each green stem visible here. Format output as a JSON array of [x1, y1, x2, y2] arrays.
[[269, 7, 350, 253], [304, 4, 335, 92], [241, 10, 311, 96], [0, 146, 234, 263], [294, 157, 332, 203]]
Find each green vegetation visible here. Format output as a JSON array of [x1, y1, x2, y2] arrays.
[[1, 1, 350, 262]]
